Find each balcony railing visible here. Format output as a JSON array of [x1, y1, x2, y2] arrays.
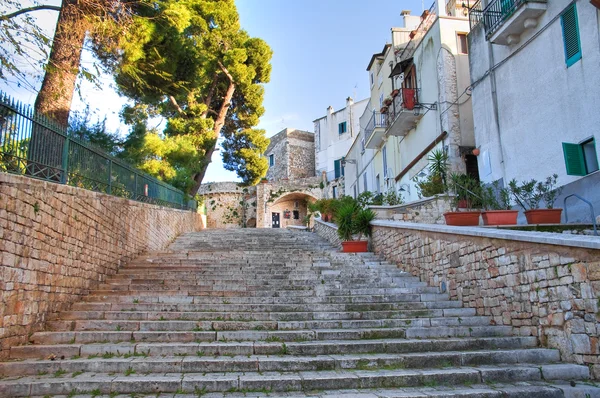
[[365, 112, 387, 141], [385, 88, 420, 122], [469, 0, 484, 30], [481, 0, 547, 39]]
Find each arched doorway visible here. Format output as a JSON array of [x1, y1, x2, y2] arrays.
[[268, 192, 318, 229]]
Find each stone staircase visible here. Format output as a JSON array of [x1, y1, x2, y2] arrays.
[[0, 229, 597, 397]]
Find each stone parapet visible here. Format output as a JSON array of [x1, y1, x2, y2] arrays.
[[370, 220, 600, 376], [0, 173, 203, 359], [314, 218, 341, 249]]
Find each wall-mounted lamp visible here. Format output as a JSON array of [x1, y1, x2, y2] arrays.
[[461, 2, 469, 17], [399, 184, 411, 195]]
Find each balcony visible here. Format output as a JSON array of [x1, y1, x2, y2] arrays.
[[364, 112, 387, 149], [385, 88, 424, 138], [482, 0, 547, 45]]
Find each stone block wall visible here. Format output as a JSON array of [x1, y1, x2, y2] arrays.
[[370, 195, 453, 224], [314, 218, 341, 249], [369, 220, 600, 376], [0, 173, 203, 359], [198, 182, 257, 229]]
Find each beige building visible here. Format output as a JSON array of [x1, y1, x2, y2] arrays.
[[345, 3, 476, 202], [199, 128, 322, 229]]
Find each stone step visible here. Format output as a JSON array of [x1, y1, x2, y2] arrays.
[[0, 364, 589, 397], [58, 307, 476, 322], [72, 300, 465, 313], [79, 293, 448, 305], [96, 284, 441, 294], [0, 349, 561, 377], [10, 336, 538, 360]]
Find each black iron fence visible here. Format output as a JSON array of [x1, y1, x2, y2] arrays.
[[0, 92, 196, 210]]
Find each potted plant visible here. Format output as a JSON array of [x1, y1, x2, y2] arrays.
[[480, 181, 518, 225], [508, 174, 563, 224], [383, 97, 393, 106], [391, 89, 400, 98], [443, 173, 481, 226], [335, 200, 376, 253], [380, 105, 389, 113]]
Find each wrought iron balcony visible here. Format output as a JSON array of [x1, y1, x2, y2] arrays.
[[480, 0, 547, 45], [364, 112, 387, 149], [385, 88, 424, 138]]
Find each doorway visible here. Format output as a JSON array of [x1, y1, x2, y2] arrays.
[[272, 212, 280, 228]]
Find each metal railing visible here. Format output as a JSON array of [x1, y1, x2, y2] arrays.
[[469, 0, 484, 30], [0, 92, 196, 210], [386, 88, 420, 123], [564, 194, 598, 236], [481, 0, 546, 38], [364, 111, 388, 143]]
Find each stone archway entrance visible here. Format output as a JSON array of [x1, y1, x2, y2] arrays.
[[255, 180, 322, 229]]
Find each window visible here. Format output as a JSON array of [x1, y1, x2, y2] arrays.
[[353, 184, 357, 199], [269, 154, 274, 166], [457, 33, 468, 54], [376, 174, 381, 194], [338, 121, 347, 134], [334, 158, 344, 179], [563, 138, 599, 176], [293, 210, 299, 220], [382, 146, 388, 178], [370, 72, 374, 87], [332, 186, 337, 199], [561, 4, 582, 67], [363, 173, 368, 191]]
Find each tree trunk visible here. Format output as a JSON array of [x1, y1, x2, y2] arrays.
[[34, 0, 87, 127], [188, 79, 235, 196]]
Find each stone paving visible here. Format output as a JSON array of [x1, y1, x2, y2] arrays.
[[0, 229, 598, 397]]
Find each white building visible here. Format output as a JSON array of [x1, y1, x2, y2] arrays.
[[345, 3, 476, 203], [313, 97, 368, 198], [468, 0, 600, 221]]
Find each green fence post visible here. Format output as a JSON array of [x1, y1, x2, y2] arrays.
[[107, 159, 112, 195], [61, 136, 69, 184]]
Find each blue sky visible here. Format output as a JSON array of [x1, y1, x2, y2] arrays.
[[2, 0, 424, 183], [206, 0, 424, 182]]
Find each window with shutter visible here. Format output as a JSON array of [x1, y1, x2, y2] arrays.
[[334, 159, 341, 179], [561, 4, 581, 67], [562, 142, 586, 176]]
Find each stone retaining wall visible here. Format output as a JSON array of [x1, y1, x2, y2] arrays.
[[0, 173, 204, 359], [314, 218, 341, 249], [369, 220, 600, 377], [369, 195, 453, 224]]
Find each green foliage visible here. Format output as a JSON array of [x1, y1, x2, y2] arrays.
[[68, 108, 122, 156], [448, 173, 482, 210], [332, 196, 376, 242], [412, 149, 449, 198], [480, 180, 512, 210], [382, 190, 404, 206], [508, 174, 562, 210], [98, 0, 273, 193], [336, 201, 357, 241]]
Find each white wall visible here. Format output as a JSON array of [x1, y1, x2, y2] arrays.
[[314, 99, 369, 181], [469, 0, 600, 189]]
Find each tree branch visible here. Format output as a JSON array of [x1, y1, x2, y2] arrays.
[[217, 61, 234, 82], [0, 5, 62, 21], [168, 95, 185, 115]]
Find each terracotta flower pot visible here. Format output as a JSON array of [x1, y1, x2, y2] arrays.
[[472, 148, 480, 156], [482, 210, 518, 226], [443, 211, 481, 226], [524, 209, 562, 224], [380, 106, 389, 113], [341, 240, 368, 253], [391, 89, 400, 98]]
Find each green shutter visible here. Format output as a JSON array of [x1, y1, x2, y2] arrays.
[[334, 159, 341, 179], [562, 142, 586, 176], [561, 4, 582, 67]]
